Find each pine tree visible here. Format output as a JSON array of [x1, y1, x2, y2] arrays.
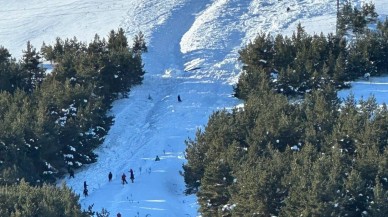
[[337, 2, 353, 36], [108, 28, 128, 51], [0, 180, 88, 217], [19, 41, 45, 93], [0, 46, 16, 92], [352, 7, 367, 35], [40, 42, 55, 64], [197, 160, 232, 216], [132, 31, 148, 54], [370, 176, 388, 216], [333, 50, 348, 84], [362, 2, 378, 23], [273, 34, 294, 70]]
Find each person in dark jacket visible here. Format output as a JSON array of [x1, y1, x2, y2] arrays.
[[69, 168, 75, 178], [177, 95, 182, 102], [84, 181, 88, 189], [108, 172, 113, 182], [83, 188, 88, 196], [129, 169, 135, 183], [121, 173, 128, 184]]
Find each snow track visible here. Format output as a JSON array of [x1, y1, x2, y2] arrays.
[[2, 0, 384, 216]]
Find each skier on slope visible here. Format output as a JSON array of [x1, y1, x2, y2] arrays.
[[83, 181, 88, 196], [108, 172, 113, 182], [121, 173, 128, 184], [68, 168, 75, 178], [83, 188, 88, 196], [129, 169, 135, 183]]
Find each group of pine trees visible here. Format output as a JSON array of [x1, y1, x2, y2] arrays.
[[337, 1, 378, 35], [184, 2, 388, 216], [185, 82, 388, 216], [0, 28, 146, 216], [235, 1, 387, 99], [0, 180, 88, 217]]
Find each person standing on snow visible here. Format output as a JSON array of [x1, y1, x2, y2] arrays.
[[121, 173, 128, 184], [83, 188, 88, 196], [83, 181, 88, 196], [177, 95, 182, 102], [68, 168, 75, 178], [129, 169, 135, 183], [108, 172, 113, 182]]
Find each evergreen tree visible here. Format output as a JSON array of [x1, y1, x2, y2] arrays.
[[108, 28, 128, 51], [352, 7, 367, 34], [0, 46, 17, 92], [0, 180, 88, 217], [197, 160, 232, 216], [333, 50, 348, 84], [0, 28, 146, 186], [186, 8, 388, 217], [19, 41, 45, 93], [362, 2, 378, 22], [40, 42, 55, 64], [132, 31, 148, 54]]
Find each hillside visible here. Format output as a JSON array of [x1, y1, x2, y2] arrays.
[[1, 0, 387, 216]]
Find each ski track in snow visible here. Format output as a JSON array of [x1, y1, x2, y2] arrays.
[[60, 1, 340, 216], [1, 0, 387, 216]]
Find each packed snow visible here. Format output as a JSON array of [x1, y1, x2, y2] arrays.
[[1, 0, 387, 216]]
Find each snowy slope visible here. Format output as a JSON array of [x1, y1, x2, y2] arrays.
[[1, 0, 388, 216]]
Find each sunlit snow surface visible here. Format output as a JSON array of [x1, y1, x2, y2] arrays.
[[0, 0, 387, 216]]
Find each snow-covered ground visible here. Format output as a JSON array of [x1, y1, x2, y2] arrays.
[[1, 0, 387, 216]]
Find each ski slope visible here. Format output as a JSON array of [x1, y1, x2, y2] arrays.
[[1, 0, 387, 216]]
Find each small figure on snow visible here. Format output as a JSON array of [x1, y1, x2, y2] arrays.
[[68, 168, 74, 178], [129, 169, 135, 183], [84, 181, 88, 189], [117, 213, 122, 217], [155, 155, 160, 161], [83, 188, 88, 196], [287, 7, 290, 12], [148, 94, 152, 100], [364, 72, 370, 81], [121, 173, 128, 184], [177, 95, 182, 102], [108, 172, 113, 182]]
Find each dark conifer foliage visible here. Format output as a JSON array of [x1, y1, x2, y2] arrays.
[[185, 5, 388, 216], [185, 80, 388, 216], [337, 1, 378, 36], [0, 180, 88, 217], [2, 42, 45, 94], [0, 29, 146, 185], [132, 31, 148, 54], [19, 41, 45, 93], [0, 46, 19, 92], [108, 28, 128, 51], [235, 3, 384, 100]]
